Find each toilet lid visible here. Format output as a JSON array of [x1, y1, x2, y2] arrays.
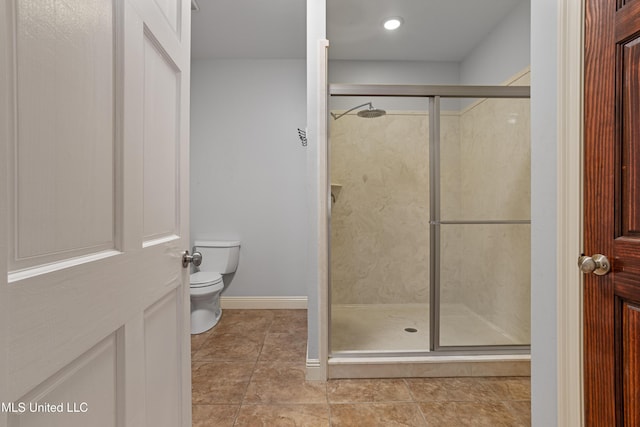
[[190, 271, 223, 288]]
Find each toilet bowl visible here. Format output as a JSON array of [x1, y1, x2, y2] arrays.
[[190, 272, 224, 334], [189, 240, 240, 334]]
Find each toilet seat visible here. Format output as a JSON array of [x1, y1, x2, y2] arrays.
[[190, 271, 223, 289]]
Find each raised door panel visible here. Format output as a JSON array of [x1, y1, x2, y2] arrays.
[[7, 335, 117, 427], [622, 301, 640, 425], [621, 37, 640, 237], [12, 0, 115, 270], [144, 290, 182, 427], [142, 34, 179, 244]]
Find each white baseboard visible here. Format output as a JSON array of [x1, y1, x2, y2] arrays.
[[220, 296, 308, 309], [305, 358, 324, 381]]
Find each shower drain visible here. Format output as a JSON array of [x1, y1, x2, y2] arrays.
[[404, 327, 418, 333]]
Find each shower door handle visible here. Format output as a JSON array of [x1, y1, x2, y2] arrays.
[[578, 254, 610, 275]]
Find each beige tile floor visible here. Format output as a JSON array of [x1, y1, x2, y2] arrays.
[[191, 309, 531, 426]]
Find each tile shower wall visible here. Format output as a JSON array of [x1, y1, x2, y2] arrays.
[[330, 113, 460, 304], [330, 113, 429, 304], [330, 71, 530, 342]]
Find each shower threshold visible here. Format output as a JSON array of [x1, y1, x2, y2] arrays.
[[327, 353, 530, 379]]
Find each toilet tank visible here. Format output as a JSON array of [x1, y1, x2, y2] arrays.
[[193, 240, 241, 274]]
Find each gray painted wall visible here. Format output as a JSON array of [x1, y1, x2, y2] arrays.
[[530, 0, 558, 424], [460, 0, 531, 85], [190, 59, 308, 298]]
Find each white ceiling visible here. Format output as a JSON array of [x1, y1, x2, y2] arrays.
[[191, 0, 524, 62], [328, 0, 523, 61]]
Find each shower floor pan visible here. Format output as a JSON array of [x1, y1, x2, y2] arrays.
[[330, 303, 525, 353]]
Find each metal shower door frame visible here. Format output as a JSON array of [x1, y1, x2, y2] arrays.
[[329, 84, 531, 356], [429, 96, 440, 352]]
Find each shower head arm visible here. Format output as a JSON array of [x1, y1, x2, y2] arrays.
[[330, 102, 373, 120]]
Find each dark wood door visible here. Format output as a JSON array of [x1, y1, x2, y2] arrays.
[[585, 0, 640, 425]]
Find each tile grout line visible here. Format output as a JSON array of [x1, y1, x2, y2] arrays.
[[415, 400, 430, 427], [324, 366, 331, 425], [234, 312, 275, 426], [403, 378, 418, 403]]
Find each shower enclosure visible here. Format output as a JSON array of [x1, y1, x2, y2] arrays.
[[328, 75, 531, 362]]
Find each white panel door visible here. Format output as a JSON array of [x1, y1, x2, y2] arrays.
[[0, 0, 192, 425]]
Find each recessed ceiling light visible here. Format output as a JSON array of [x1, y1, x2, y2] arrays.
[[383, 17, 403, 31]]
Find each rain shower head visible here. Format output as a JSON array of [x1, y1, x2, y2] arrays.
[[330, 102, 386, 120], [357, 107, 386, 118]]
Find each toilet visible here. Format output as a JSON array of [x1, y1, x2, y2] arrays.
[[190, 240, 240, 334]]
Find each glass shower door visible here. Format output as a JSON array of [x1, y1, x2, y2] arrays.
[[327, 83, 531, 356], [436, 95, 531, 349]]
